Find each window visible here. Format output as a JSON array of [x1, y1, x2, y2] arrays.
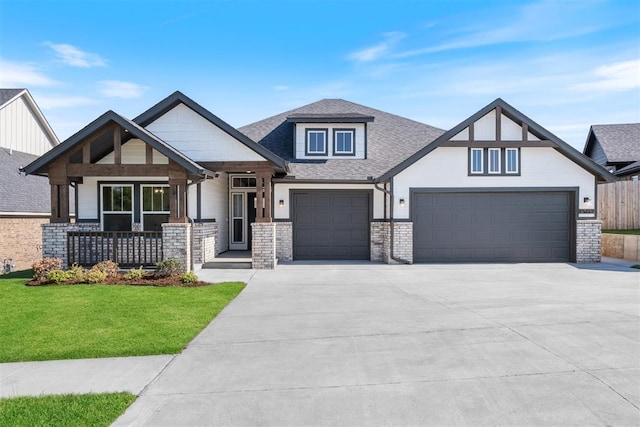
[[506, 148, 519, 174], [102, 185, 133, 231], [333, 129, 355, 155], [471, 148, 484, 174], [231, 177, 257, 188], [306, 129, 328, 155], [142, 185, 169, 231], [488, 148, 501, 174]]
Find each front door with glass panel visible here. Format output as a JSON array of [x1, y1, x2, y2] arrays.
[[229, 175, 257, 250]]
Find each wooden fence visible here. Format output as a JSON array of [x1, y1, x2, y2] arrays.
[[597, 180, 640, 230]]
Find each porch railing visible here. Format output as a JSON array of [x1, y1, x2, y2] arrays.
[[67, 231, 163, 267]]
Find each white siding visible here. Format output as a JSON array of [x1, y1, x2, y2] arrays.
[[98, 139, 168, 164], [501, 114, 522, 140], [0, 96, 56, 155], [295, 123, 366, 159], [450, 127, 469, 141], [393, 147, 596, 219], [474, 109, 496, 140], [145, 103, 265, 162], [273, 183, 384, 220], [188, 173, 229, 252]]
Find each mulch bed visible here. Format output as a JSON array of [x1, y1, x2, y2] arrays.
[[26, 273, 213, 287]]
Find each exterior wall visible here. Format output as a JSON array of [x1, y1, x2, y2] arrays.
[[273, 183, 385, 220], [98, 139, 168, 164], [42, 223, 100, 268], [0, 216, 49, 271], [295, 123, 366, 160], [192, 222, 218, 267], [576, 220, 602, 263], [370, 222, 413, 264], [393, 147, 597, 219], [145, 103, 265, 162], [188, 173, 229, 252], [162, 223, 192, 271], [0, 95, 56, 156], [251, 222, 276, 269], [275, 222, 292, 262], [451, 111, 540, 142], [602, 233, 640, 261]]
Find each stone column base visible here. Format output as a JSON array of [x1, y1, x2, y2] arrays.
[[162, 223, 192, 271], [576, 220, 601, 263], [370, 221, 413, 264], [252, 222, 276, 269], [275, 222, 292, 262]]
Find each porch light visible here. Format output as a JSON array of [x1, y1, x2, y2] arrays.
[[279, 199, 285, 208], [399, 198, 405, 207]]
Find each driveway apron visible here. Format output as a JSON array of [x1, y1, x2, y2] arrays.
[[114, 263, 640, 426]]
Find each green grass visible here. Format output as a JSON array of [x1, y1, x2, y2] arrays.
[[0, 393, 136, 427], [0, 270, 245, 362], [602, 229, 640, 235]]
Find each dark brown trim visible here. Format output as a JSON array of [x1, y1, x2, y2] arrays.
[[495, 105, 502, 142], [439, 140, 555, 147], [113, 125, 121, 165], [196, 182, 202, 221], [145, 144, 153, 165], [67, 163, 172, 177]]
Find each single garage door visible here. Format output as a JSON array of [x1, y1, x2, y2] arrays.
[[413, 191, 574, 263], [292, 190, 371, 260]]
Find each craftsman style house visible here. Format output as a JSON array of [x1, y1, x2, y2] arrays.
[[23, 92, 613, 270]]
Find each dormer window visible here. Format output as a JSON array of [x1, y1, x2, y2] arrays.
[[305, 129, 328, 156], [333, 129, 355, 156]]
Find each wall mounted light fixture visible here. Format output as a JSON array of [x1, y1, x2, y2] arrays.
[[583, 197, 591, 204], [279, 199, 285, 208], [399, 198, 405, 207]]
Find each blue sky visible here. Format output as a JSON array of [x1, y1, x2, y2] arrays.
[[1, 0, 638, 150]]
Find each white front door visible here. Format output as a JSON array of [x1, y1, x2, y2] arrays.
[[229, 175, 257, 250]]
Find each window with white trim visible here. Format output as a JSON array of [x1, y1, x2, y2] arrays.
[[488, 148, 501, 174], [306, 129, 328, 155], [471, 148, 484, 174], [333, 129, 355, 155], [506, 148, 519, 174], [142, 185, 169, 231], [102, 184, 133, 231]]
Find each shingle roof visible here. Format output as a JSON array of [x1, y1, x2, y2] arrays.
[[0, 89, 25, 107], [0, 148, 50, 213], [239, 99, 445, 181], [591, 123, 640, 163], [614, 160, 640, 176]]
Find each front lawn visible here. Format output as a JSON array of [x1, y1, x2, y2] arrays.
[[0, 270, 244, 362], [0, 393, 135, 427], [602, 229, 640, 235]]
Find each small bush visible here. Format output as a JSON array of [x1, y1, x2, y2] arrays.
[[46, 269, 71, 284], [67, 264, 86, 282], [155, 259, 184, 277], [181, 271, 198, 284], [93, 260, 119, 278], [124, 266, 145, 280], [84, 267, 107, 284], [32, 258, 62, 280]]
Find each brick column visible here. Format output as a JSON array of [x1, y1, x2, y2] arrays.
[[162, 223, 192, 271], [252, 222, 276, 269], [192, 222, 218, 266], [370, 221, 413, 264], [392, 222, 413, 264], [370, 222, 387, 262], [576, 219, 601, 263], [275, 222, 292, 262], [42, 222, 100, 268]]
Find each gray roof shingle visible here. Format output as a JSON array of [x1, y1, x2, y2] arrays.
[[0, 149, 50, 213], [239, 99, 445, 181], [0, 89, 25, 107], [591, 123, 640, 163]]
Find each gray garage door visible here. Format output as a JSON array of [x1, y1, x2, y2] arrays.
[[413, 191, 574, 263], [292, 190, 370, 260]]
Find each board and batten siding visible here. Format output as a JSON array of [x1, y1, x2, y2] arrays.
[[295, 123, 366, 159], [392, 147, 596, 219], [188, 172, 229, 252], [98, 139, 169, 164], [144, 103, 265, 162], [273, 183, 384, 220], [0, 95, 56, 156]]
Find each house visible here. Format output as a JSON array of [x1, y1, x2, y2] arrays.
[[0, 89, 59, 271], [22, 92, 614, 270], [583, 123, 640, 180]]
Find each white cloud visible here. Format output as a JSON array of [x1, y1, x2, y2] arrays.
[[0, 59, 58, 86], [99, 80, 147, 98], [46, 42, 106, 68], [572, 59, 640, 92], [348, 32, 406, 63], [273, 85, 291, 91], [36, 95, 96, 109]]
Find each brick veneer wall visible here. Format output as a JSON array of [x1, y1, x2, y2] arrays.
[[252, 222, 276, 269], [162, 223, 192, 271], [0, 217, 49, 271], [275, 222, 292, 262], [370, 221, 413, 264], [576, 219, 602, 263], [42, 222, 100, 268], [192, 222, 218, 266]]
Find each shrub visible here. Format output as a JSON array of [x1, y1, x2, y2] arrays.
[[67, 264, 86, 283], [93, 260, 119, 278], [46, 269, 72, 284], [181, 271, 198, 284], [32, 258, 63, 280], [84, 267, 107, 284], [155, 259, 184, 277], [124, 266, 145, 280]]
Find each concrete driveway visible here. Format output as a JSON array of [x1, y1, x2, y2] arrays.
[[115, 263, 640, 426]]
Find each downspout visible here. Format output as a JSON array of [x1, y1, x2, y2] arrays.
[[373, 180, 411, 265], [185, 175, 208, 272]]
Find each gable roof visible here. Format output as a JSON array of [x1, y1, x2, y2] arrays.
[[0, 88, 59, 149], [378, 98, 615, 183], [584, 123, 640, 164], [21, 110, 209, 177], [239, 99, 445, 181], [0, 88, 25, 106], [134, 91, 287, 171], [0, 149, 51, 214], [614, 160, 640, 177]]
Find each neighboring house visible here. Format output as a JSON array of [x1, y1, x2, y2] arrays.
[[0, 89, 59, 271], [22, 91, 614, 270], [583, 123, 640, 180]]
